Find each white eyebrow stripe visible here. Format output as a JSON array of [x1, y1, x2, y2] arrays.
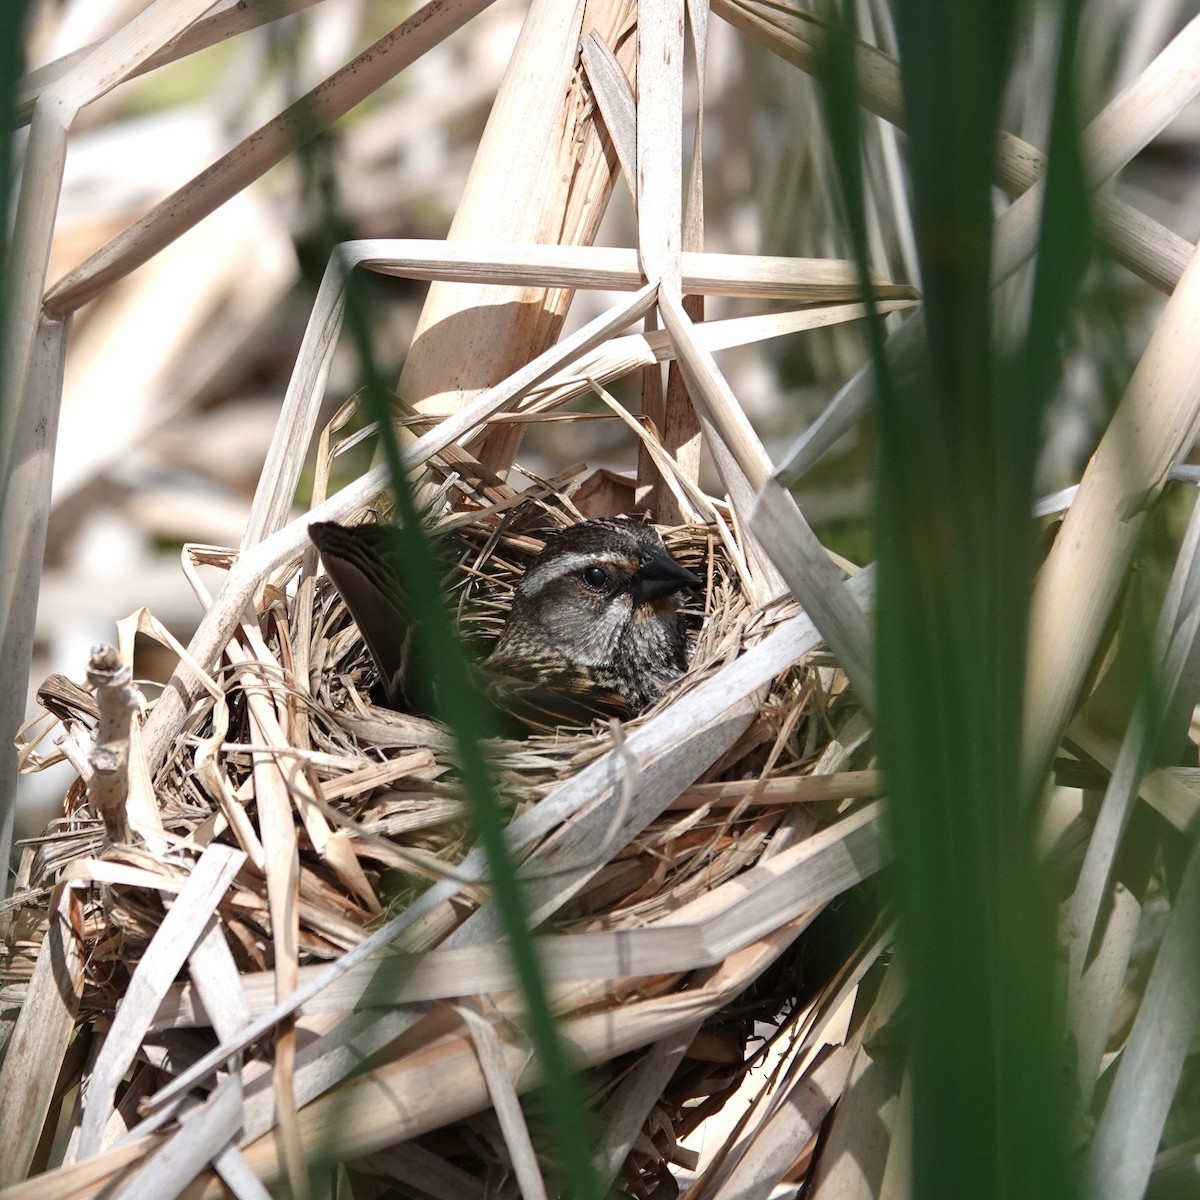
[[520, 549, 632, 595]]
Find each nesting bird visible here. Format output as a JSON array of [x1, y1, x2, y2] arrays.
[[309, 516, 702, 730]]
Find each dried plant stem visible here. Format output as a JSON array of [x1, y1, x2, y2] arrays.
[[1024, 237, 1200, 788], [635, 0, 686, 517], [43, 0, 496, 317], [0, 315, 67, 881], [400, 0, 637, 475], [0, 886, 84, 1185], [4, 0, 213, 432], [0, 0, 215, 882], [17, 1, 327, 122], [74, 843, 246, 1158], [776, 8, 1200, 487], [715, 0, 1194, 295], [85, 646, 142, 845]]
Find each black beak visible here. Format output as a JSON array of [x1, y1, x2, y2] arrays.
[[631, 550, 703, 605]]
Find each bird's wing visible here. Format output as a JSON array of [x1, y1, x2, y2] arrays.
[[309, 521, 413, 709], [484, 653, 633, 732]]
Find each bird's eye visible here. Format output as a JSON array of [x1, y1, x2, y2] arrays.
[[582, 565, 608, 589]]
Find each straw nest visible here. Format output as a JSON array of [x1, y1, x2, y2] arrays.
[[1, 460, 872, 1194]]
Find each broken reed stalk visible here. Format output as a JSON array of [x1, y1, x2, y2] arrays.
[[402, 0, 638, 479], [84, 646, 140, 846]]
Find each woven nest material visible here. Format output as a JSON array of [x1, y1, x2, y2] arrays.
[[1, 462, 875, 1196]]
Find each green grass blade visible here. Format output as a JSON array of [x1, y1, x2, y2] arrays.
[[298, 132, 603, 1198], [816, 2, 1088, 1195]]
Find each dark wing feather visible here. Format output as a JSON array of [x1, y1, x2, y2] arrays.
[[484, 651, 633, 732], [309, 521, 413, 708]]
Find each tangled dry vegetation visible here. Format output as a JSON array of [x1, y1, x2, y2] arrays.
[[0, 2, 913, 1193], [5, 1, 1200, 1198], [5, 414, 880, 1197]]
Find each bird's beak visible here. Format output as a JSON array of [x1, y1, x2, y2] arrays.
[[631, 551, 703, 605]]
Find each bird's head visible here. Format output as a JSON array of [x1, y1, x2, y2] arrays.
[[503, 518, 702, 669]]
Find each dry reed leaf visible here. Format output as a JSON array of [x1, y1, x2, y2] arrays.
[[237, 627, 305, 1195], [673, 769, 882, 809], [113, 1073, 245, 1200], [194, 692, 267, 871], [1066, 493, 1200, 1096], [456, 1002, 549, 1200], [244, 252, 656, 543], [0, 315, 67, 863], [698, 1041, 853, 1199], [404, 0, 637, 475], [594, 1019, 701, 1191], [1087, 836, 1200, 1200], [4, 0, 214, 460], [657, 294, 784, 593], [146, 802, 881, 1034], [187, 918, 253, 1043], [581, 32, 637, 211], [3, 914, 818, 1200], [528, 298, 917, 420], [994, 12, 1200, 282], [690, 922, 889, 1196], [169, 793, 858, 1019], [1023, 242, 1200, 789], [0, 886, 83, 1186], [588, 381, 718, 525], [312, 240, 913, 299], [208, 1143, 273, 1200], [805, 971, 906, 1200], [636, 0, 705, 524], [876, 1067, 914, 1200], [0, 1138, 150, 1200], [714, 0, 1193, 293], [60, 858, 182, 892], [661, 293, 876, 704], [353, 1143, 488, 1200], [42, 0, 497, 317], [1086, 15, 1200, 180], [227, 916, 814, 1195], [74, 842, 245, 1158], [1070, 874, 1142, 1107], [636, 0, 683, 298], [778, 7, 1200, 489], [682, 0, 708, 250], [17, 0, 328, 124]]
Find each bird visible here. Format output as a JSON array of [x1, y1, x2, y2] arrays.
[[308, 515, 703, 732]]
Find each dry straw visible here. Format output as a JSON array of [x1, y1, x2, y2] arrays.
[[0, 1, 894, 1195], [4, 1, 1200, 1197], [2, 409, 882, 1195]]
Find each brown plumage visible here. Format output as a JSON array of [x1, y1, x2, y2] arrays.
[[308, 516, 701, 732]]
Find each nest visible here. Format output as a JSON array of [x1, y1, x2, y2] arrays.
[[0, 453, 879, 1195]]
